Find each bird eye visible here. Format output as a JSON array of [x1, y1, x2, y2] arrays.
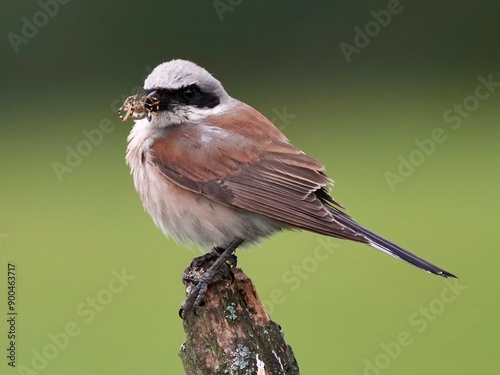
[[183, 87, 197, 101]]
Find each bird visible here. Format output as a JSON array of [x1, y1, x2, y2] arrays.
[[123, 59, 456, 311]]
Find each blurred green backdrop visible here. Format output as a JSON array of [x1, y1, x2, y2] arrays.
[[1, 1, 499, 374]]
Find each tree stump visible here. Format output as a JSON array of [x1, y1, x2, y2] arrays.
[[179, 255, 300, 375]]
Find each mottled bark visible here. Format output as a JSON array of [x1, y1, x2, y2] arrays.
[[179, 256, 300, 375]]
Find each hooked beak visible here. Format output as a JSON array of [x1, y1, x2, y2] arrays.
[[143, 90, 163, 116], [146, 90, 170, 113]]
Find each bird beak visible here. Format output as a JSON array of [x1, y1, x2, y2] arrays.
[[142, 92, 161, 121], [146, 90, 170, 113]]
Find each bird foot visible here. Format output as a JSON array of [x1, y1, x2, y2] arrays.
[[179, 239, 243, 319]]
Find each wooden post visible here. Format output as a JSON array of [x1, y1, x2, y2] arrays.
[[179, 256, 300, 375]]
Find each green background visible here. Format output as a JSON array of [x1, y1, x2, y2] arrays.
[[1, 1, 499, 374]]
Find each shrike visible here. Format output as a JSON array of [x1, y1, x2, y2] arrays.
[[123, 59, 455, 311]]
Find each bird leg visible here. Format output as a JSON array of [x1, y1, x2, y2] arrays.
[[179, 238, 244, 318]]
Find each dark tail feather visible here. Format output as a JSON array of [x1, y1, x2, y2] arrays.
[[330, 209, 457, 278]]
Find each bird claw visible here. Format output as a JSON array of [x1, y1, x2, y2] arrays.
[[179, 238, 244, 319], [178, 256, 226, 318], [179, 281, 208, 319]]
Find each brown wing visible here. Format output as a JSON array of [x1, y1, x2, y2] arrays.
[[149, 103, 366, 242]]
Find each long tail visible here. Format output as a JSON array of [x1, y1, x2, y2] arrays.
[[329, 209, 457, 278]]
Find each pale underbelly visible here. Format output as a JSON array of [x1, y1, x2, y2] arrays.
[[133, 164, 281, 250]]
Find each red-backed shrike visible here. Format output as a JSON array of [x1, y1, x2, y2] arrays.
[[124, 59, 455, 310]]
